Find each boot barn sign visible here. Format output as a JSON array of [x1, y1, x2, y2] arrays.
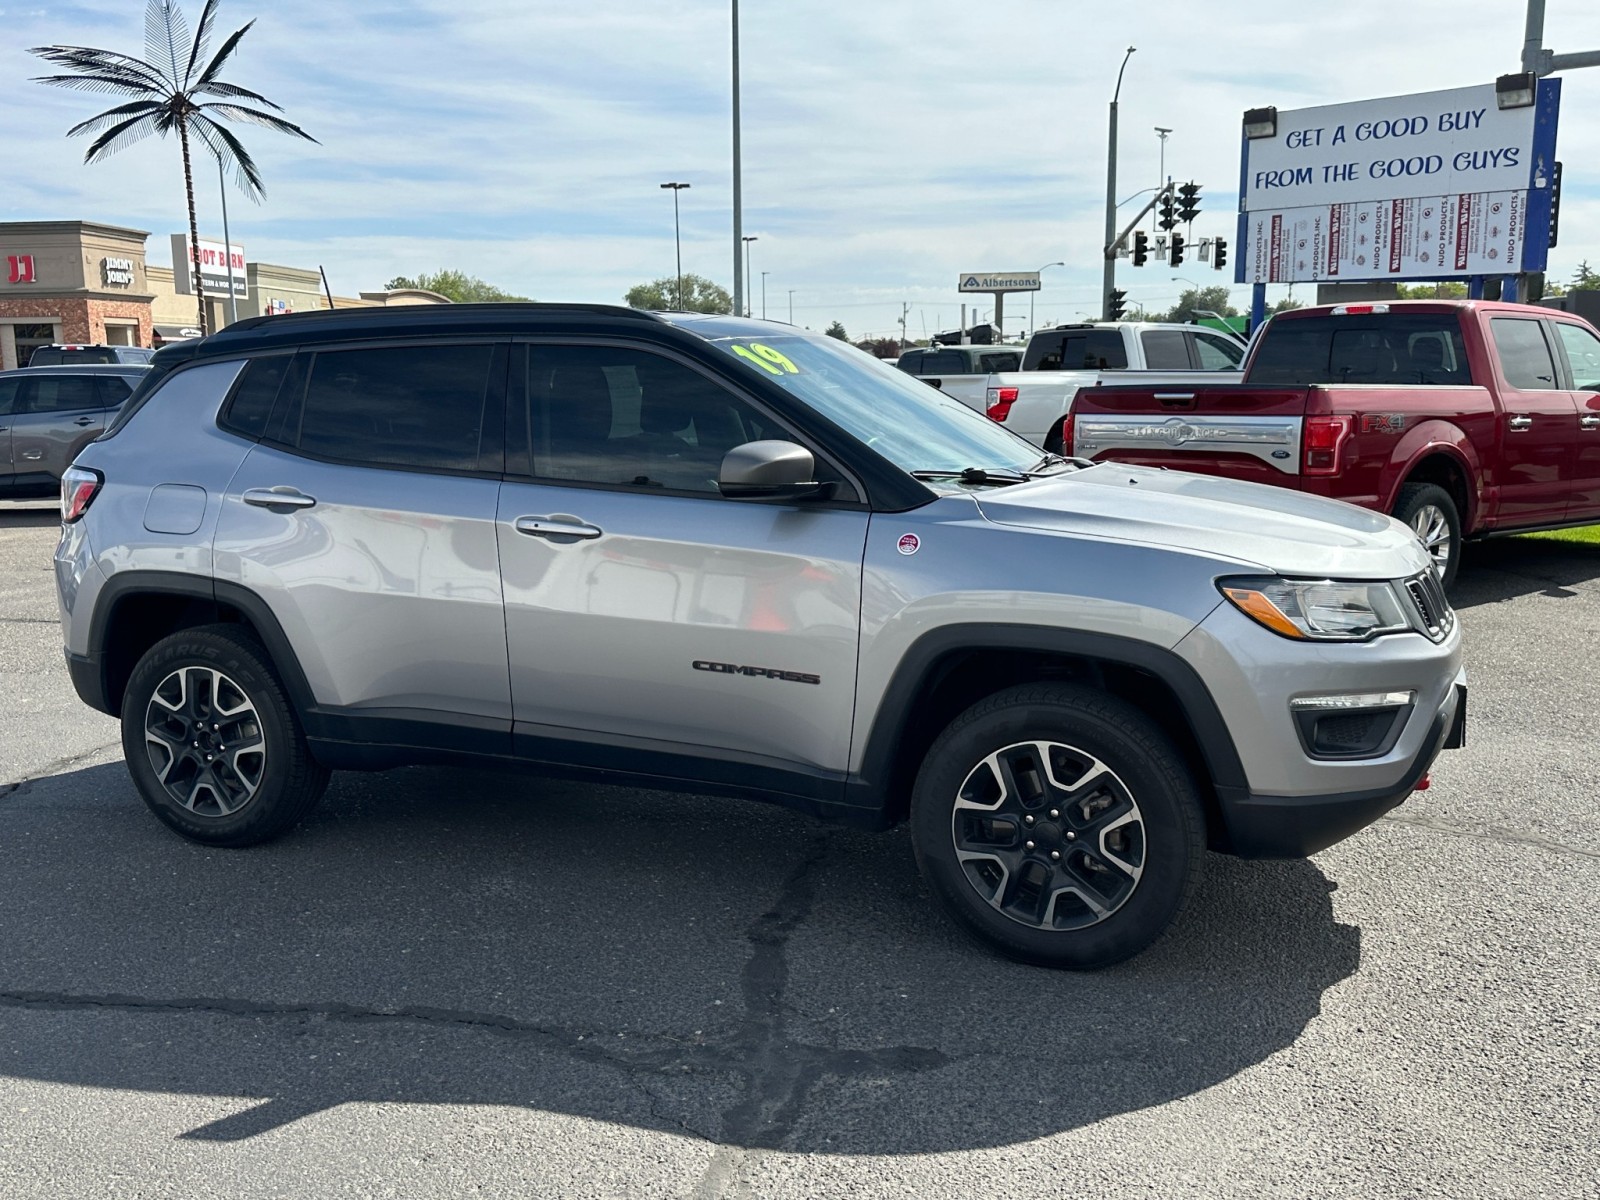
[[1236, 79, 1561, 284], [170, 234, 249, 298]]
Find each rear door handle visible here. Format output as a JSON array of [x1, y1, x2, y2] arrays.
[[1582, 415, 1600, 430], [514, 515, 603, 540], [1508, 415, 1533, 431], [243, 487, 317, 510], [74, 416, 95, 427]]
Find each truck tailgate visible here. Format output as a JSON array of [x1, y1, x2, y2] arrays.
[[1072, 384, 1313, 486]]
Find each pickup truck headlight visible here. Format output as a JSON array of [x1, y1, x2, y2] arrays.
[[1218, 576, 1412, 641]]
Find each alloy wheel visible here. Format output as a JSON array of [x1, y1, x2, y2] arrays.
[[951, 740, 1145, 930], [143, 666, 267, 817], [1410, 503, 1453, 580]]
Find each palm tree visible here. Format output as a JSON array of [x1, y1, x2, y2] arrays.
[[31, 0, 316, 334]]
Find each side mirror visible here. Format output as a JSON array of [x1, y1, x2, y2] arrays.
[[718, 440, 829, 501]]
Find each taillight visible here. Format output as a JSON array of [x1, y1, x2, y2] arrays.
[[1303, 415, 1354, 475], [60, 466, 102, 523], [985, 386, 1019, 421], [1060, 412, 1076, 455], [1330, 304, 1389, 316]]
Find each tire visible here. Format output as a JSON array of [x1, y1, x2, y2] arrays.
[[910, 683, 1203, 969], [120, 624, 330, 847], [1392, 482, 1461, 591], [1042, 418, 1068, 456]]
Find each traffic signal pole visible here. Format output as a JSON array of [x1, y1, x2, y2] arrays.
[[1102, 47, 1136, 321]]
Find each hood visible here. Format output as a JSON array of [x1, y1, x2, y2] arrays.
[[972, 464, 1432, 580]]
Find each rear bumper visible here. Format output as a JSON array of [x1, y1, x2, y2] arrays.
[[65, 648, 113, 716], [1217, 682, 1464, 858]]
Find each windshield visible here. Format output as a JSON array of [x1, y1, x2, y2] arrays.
[[700, 331, 1045, 475]]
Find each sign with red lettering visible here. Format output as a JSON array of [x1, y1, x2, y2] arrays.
[[169, 234, 248, 297], [6, 255, 36, 284]]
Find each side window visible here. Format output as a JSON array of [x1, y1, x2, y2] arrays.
[[20, 375, 103, 414], [219, 355, 292, 440], [521, 345, 801, 495], [1084, 331, 1130, 369], [0, 379, 20, 416], [1140, 330, 1192, 369], [895, 350, 926, 375], [1194, 333, 1245, 369], [1490, 318, 1559, 390], [1553, 323, 1600, 392], [286, 344, 494, 472], [97, 375, 135, 405], [979, 351, 1021, 372]]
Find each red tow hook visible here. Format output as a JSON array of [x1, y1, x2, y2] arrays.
[[1413, 773, 1431, 792]]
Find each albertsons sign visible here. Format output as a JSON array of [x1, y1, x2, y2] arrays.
[[1238, 81, 1560, 284]]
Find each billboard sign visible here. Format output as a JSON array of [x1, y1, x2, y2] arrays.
[[959, 272, 1040, 292], [1237, 80, 1560, 284], [170, 234, 248, 297]]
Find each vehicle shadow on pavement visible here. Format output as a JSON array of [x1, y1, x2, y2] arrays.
[[1456, 537, 1600, 608], [0, 760, 1359, 1154], [0, 508, 61, 530]]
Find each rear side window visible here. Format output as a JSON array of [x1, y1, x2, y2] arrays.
[[1140, 330, 1191, 369], [219, 356, 292, 440], [1195, 332, 1245, 369], [1553, 322, 1600, 392], [924, 350, 970, 375], [279, 344, 496, 472], [978, 351, 1021, 372], [1250, 315, 1471, 386], [895, 350, 928, 375], [1490, 319, 1559, 390], [0, 379, 18, 416], [21, 375, 103, 413], [1026, 330, 1129, 371]]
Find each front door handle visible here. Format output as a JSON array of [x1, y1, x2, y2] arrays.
[[243, 487, 317, 510], [1582, 415, 1600, 430], [514, 515, 603, 540], [74, 416, 95, 427], [1508, 415, 1533, 431]]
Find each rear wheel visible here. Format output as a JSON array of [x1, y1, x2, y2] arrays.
[[1392, 482, 1461, 590], [910, 683, 1203, 969], [121, 625, 329, 847]]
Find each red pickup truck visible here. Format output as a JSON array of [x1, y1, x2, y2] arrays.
[[1069, 300, 1600, 587]]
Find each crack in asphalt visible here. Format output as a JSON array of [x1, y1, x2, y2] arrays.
[[1380, 811, 1600, 861], [0, 741, 122, 798]]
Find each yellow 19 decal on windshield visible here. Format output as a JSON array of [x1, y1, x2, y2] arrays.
[[731, 342, 803, 375]]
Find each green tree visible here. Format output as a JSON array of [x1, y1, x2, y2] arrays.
[[1396, 282, 1469, 299], [1156, 286, 1238, 323], [1572, 261, 1600, 291], [625, 273, 732, 314], [386, 269, 528, 303], [825, 321, 849, 341], [854, 337, 900, 358], [1271, 295, 1306, 314], [31, 0, 316, 335]]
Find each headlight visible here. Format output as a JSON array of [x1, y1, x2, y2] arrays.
[[1218, 576, 1412, 641]]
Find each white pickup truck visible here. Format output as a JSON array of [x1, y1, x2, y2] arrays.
[[932, 321, 1248, 450]]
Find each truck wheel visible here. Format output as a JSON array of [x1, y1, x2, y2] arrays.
[[1042, 419, 1068, 455], [1392, 483, 1461, 590], [910, 683, 1202, 969], [121, 625, 330, 847]]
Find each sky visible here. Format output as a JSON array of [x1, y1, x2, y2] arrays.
[[3, 0, 1599, 341]]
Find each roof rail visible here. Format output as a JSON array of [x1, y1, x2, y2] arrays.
[[217, 302, 661, 336]]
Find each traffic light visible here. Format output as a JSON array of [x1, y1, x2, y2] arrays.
[[1169, 232, 1185, 267], [1177, 181, 1202, 223], [1108, 289, 1127, 320], [1132, 230, 1149, 267], [1213, 237, 1228, 271], [1157, 190, 1177, 231], [1549, 160, 1563, 248]]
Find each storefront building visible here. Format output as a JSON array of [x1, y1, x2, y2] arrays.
[[1, 219, 450, 367]]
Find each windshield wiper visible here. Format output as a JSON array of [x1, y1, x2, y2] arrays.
[[909, 466, 1031, 486], [1026, 452, 1096, 474]]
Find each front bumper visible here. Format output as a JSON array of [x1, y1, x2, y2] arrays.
[[1217, 681, 1465, 858]]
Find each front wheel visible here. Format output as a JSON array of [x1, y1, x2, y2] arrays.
[[910, 684, 1203, 969], [1392, 482, 1461, 590], [121, 625, 329, 847]]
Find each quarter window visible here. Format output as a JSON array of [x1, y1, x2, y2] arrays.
[[1490, 319, 1559, 391], [220, 355, 292, 440], [282, 344, 495, 472]]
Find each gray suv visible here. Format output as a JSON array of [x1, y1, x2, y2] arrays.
[[0, 365, 147, 497], [54, 304, 1466, 968]]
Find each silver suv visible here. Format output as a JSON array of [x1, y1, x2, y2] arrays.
[[54, 305, 1466, 968]]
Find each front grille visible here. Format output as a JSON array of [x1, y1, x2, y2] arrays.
[[1405, 570, 1454, 640]]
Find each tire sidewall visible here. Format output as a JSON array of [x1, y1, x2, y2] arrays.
[[1394, 482, 1462, 591], [121, 629, 304, 846], [911, 687, 1199, 968]]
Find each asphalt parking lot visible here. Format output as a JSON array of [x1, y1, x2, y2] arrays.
[[1, 498, 1596, 1199]]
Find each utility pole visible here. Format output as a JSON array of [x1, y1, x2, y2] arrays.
[[761, 270, 768, 319], [1102, 46, 1136, 321], [1153, 126, 1171, 236], [899, 302, 910, 352], [788, 289, 794, 324], [731, 0, 744, 319]]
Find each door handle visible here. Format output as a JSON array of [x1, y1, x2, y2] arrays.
[[1582, 415, 1600, 430], [514, 515, 603, 540], [243, 487, 317, 510], [22, 449, 42, 460], [74, 416, 95, 426], [1507, 415, 1533, 431]]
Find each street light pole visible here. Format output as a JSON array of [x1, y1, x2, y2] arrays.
[[659, 181, 690, 310], [1102, 45, 1136, 321], [1153, 126, 1171, 234], [760, 270, 768, 319], [788, 289, 794, 324], [1032, 260, 1065, 337], [731, 0, 744, 319], [742, 236, 758, 317]]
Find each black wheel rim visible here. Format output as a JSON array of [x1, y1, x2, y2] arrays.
[[950, 740, 1146, 930], [143, 666, 267, 817]]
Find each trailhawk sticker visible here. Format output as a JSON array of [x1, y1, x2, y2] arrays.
[[897, 533, 921, 555]]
